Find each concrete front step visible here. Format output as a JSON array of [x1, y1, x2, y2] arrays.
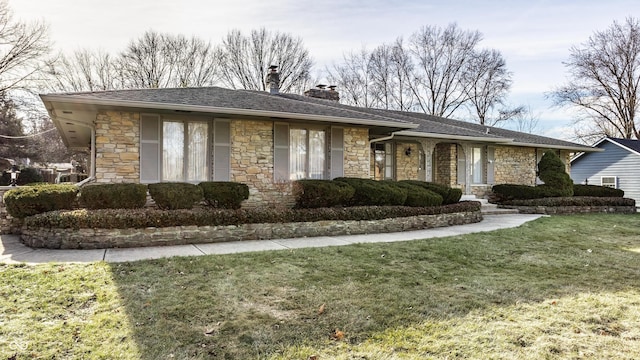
[[461, 195, 520, 215]]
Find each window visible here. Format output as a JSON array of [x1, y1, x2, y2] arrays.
[[373, 143, 394, 180], [289, 128, 326, 180], [140, 115, 229, 183], [601, 176, 617, 188], [162, 120, 209, 182], [471, 146, 485, 184]]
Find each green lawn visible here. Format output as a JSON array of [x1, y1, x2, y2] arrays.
[[2, 214, 640, 359]]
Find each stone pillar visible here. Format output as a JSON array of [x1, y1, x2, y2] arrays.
[[95, 111, 140, 183]]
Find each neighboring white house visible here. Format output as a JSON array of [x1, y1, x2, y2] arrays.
[[571, 137, 640, 203]]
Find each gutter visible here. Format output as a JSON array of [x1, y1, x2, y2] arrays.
[[394, 130, 513, 143], [40, 94, 419, 131], [507, 141, 603, 153]]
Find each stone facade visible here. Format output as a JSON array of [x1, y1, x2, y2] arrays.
[[395, 142, 419, 181], [343, 127, 369, 178], [95, 111, 140, 183], [435, 143, 457, 187], [20, 210, 482, 249], [229, 120, 288, 207], [494, 146, 537, 186]]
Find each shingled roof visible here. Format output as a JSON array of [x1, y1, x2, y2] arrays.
[[41, 86, 595, 152]]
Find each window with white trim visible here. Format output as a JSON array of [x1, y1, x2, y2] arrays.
[[373, 143, 394, 180], [601, 176, 617, 188], [471, 146, 485, 184]]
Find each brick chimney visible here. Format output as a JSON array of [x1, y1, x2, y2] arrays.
[[265, 65, 280, 94], [304, 84, 340, 102]]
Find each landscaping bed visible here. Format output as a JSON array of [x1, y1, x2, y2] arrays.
[[20, 202, 481, 249]]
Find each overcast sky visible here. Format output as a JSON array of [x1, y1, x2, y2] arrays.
[[9, 0, 640, 141]]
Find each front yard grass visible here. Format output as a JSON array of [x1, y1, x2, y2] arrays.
[[1, 214, 640, 359]]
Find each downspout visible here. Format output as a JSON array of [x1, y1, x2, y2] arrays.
[[368, 133, 395, 179], [76, 125, 96, 187]]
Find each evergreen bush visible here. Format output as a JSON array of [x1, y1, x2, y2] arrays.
[[148, 182, 204, 210], [78, 183, 147, 209], [198, 182, 249, 209], [3, 184, 78, 218], [293, 180, 355, 208]]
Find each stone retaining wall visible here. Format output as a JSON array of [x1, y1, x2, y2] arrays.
[[500, 205, 636, 215], [20, 210, 482, 249], [0, 188, 22, 234]]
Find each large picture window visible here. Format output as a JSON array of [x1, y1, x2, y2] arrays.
[[289, 128, 326, 180], [162, 120, 209, 182]]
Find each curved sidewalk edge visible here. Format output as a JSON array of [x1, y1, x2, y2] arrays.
[[0, 214, 545, 265]]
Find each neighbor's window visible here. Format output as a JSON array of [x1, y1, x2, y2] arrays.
[[163, 120, 209, 182], [289, 128, 326, 180]]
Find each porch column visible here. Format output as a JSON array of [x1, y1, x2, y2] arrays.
[[418, 139, 437, 182], [462, 143, 473, 195]]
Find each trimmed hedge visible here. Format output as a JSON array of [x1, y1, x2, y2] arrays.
[[501, 196, 635, 207], [198, 182, 249, 209], [3, 184, 78, 218], [148, 182, 204, 210], [388, 181, 443, 207], [400, 180, 462, 204], [24, 201, 482, 230], [573, 184, 624, 198], [293, 180, 355, 208], [78, 183, 147, 210], [334, 177, 407, 206]]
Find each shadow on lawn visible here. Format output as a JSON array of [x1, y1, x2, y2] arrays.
[[107, 214, 640, 359]]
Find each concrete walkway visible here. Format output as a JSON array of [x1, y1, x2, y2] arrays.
[[0, 214, 544, 265]]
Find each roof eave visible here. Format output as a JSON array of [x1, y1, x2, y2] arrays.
[[508, 141, 602, 152], [40, 94, 418, 130], [394, 130, 512, 143]]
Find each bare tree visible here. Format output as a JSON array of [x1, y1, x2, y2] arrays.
[[326, 48, 377, 107], [551, 17, 640, 140], [509, 105, 540, 134], [407, 23, 481, 118], [119, 30, 219, 89], [45, 49, 123, 92], [463, 48, 523, 125], [217, 28, 313, 93], [368, 40, 415, 111], [0, 0, 51, 93]]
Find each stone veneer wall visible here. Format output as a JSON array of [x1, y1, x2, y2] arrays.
[[95, 111, 140, 183], [343, 127, 369, 178], [500, 204, 636, 215], [494, 146, 537, 186], [21, 210, 482, 249], [395, 142, 419, 181], [435, 143, 456, 186], [229, 120, 287, 207]]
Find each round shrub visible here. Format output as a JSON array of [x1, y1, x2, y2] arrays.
[[198, 182, 249, 209], [390, 181, 443, 207], [573, 184, 624, 197], [78, 183, 147, 209], [334, 177, 407, 206], [293, 180, 355, 208], [400, 180, 461, 204], [4, 184, 78, 218], [148, 182, 204, 210]]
